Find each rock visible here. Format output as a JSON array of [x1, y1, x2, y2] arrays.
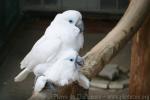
[[99, 64, 119, 80], [120, 79, 129, 87], [90, 77, 109, 89], [118, 65, 129, 74], [108, 78, 129, 89], [109, 81, 124, 89], [89, 87, 129, 100]]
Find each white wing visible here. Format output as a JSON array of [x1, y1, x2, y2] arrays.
[[20, 36, 62, 70], [14, 37, 62, 82], [33, 63, 50, 76]]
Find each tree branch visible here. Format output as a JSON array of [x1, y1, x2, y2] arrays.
[[81, 0, 150, 79]]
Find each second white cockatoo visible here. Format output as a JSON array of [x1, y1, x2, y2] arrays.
[[34, 49, 89, 92], [14, 10, 84, 82]]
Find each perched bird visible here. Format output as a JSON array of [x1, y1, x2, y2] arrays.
[[34, 49, 89, 92], [14, 10, 84, 82]]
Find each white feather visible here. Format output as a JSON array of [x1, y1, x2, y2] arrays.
[[15, 10, 84, 82], [34, 49, 89, 92], [14, 68, 30, 82], [34, 76, 47, 92]]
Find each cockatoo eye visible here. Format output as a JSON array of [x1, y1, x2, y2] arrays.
[[69, 58, 74, 62], [69, 20, 73, 23]]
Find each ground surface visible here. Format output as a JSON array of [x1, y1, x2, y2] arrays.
[[0, 16, 130, 100]]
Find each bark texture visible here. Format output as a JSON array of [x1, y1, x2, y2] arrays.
[[129, 14, 150, 96]]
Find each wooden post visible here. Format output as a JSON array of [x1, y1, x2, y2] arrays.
[[129, 14, 150, 97]]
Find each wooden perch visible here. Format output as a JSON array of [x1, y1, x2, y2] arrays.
[[29, 0, 150, 99], [81, 0, 150, 78]]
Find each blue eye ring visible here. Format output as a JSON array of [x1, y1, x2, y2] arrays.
[[69, 20, 73, 23]]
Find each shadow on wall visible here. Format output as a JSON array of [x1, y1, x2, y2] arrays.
[[0, 0, 20, 48]]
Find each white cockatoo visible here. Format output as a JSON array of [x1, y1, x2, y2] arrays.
[[14, 10, 84, 82], [34, 49, 89, 92]]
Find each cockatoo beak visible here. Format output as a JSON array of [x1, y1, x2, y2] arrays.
[[76, 20, 84, 33], [76, 56, 84, 67]]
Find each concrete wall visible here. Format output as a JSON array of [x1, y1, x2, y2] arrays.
[[21, 0, 129, 14]]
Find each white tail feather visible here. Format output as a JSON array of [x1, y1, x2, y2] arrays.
[[14, 68, 30, 82]]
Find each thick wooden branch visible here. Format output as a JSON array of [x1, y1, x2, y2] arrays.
[[29, 0, 150, 99], [81, 0, 150, 79]]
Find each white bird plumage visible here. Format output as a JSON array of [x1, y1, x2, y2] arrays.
[[14, 10, 84, 82], [34, 49, 89, 92]]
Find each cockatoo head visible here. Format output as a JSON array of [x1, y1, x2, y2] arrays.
[[60, 49, 84, 69], [54, 10, 84, 32], [62, 10, 84, 32]]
